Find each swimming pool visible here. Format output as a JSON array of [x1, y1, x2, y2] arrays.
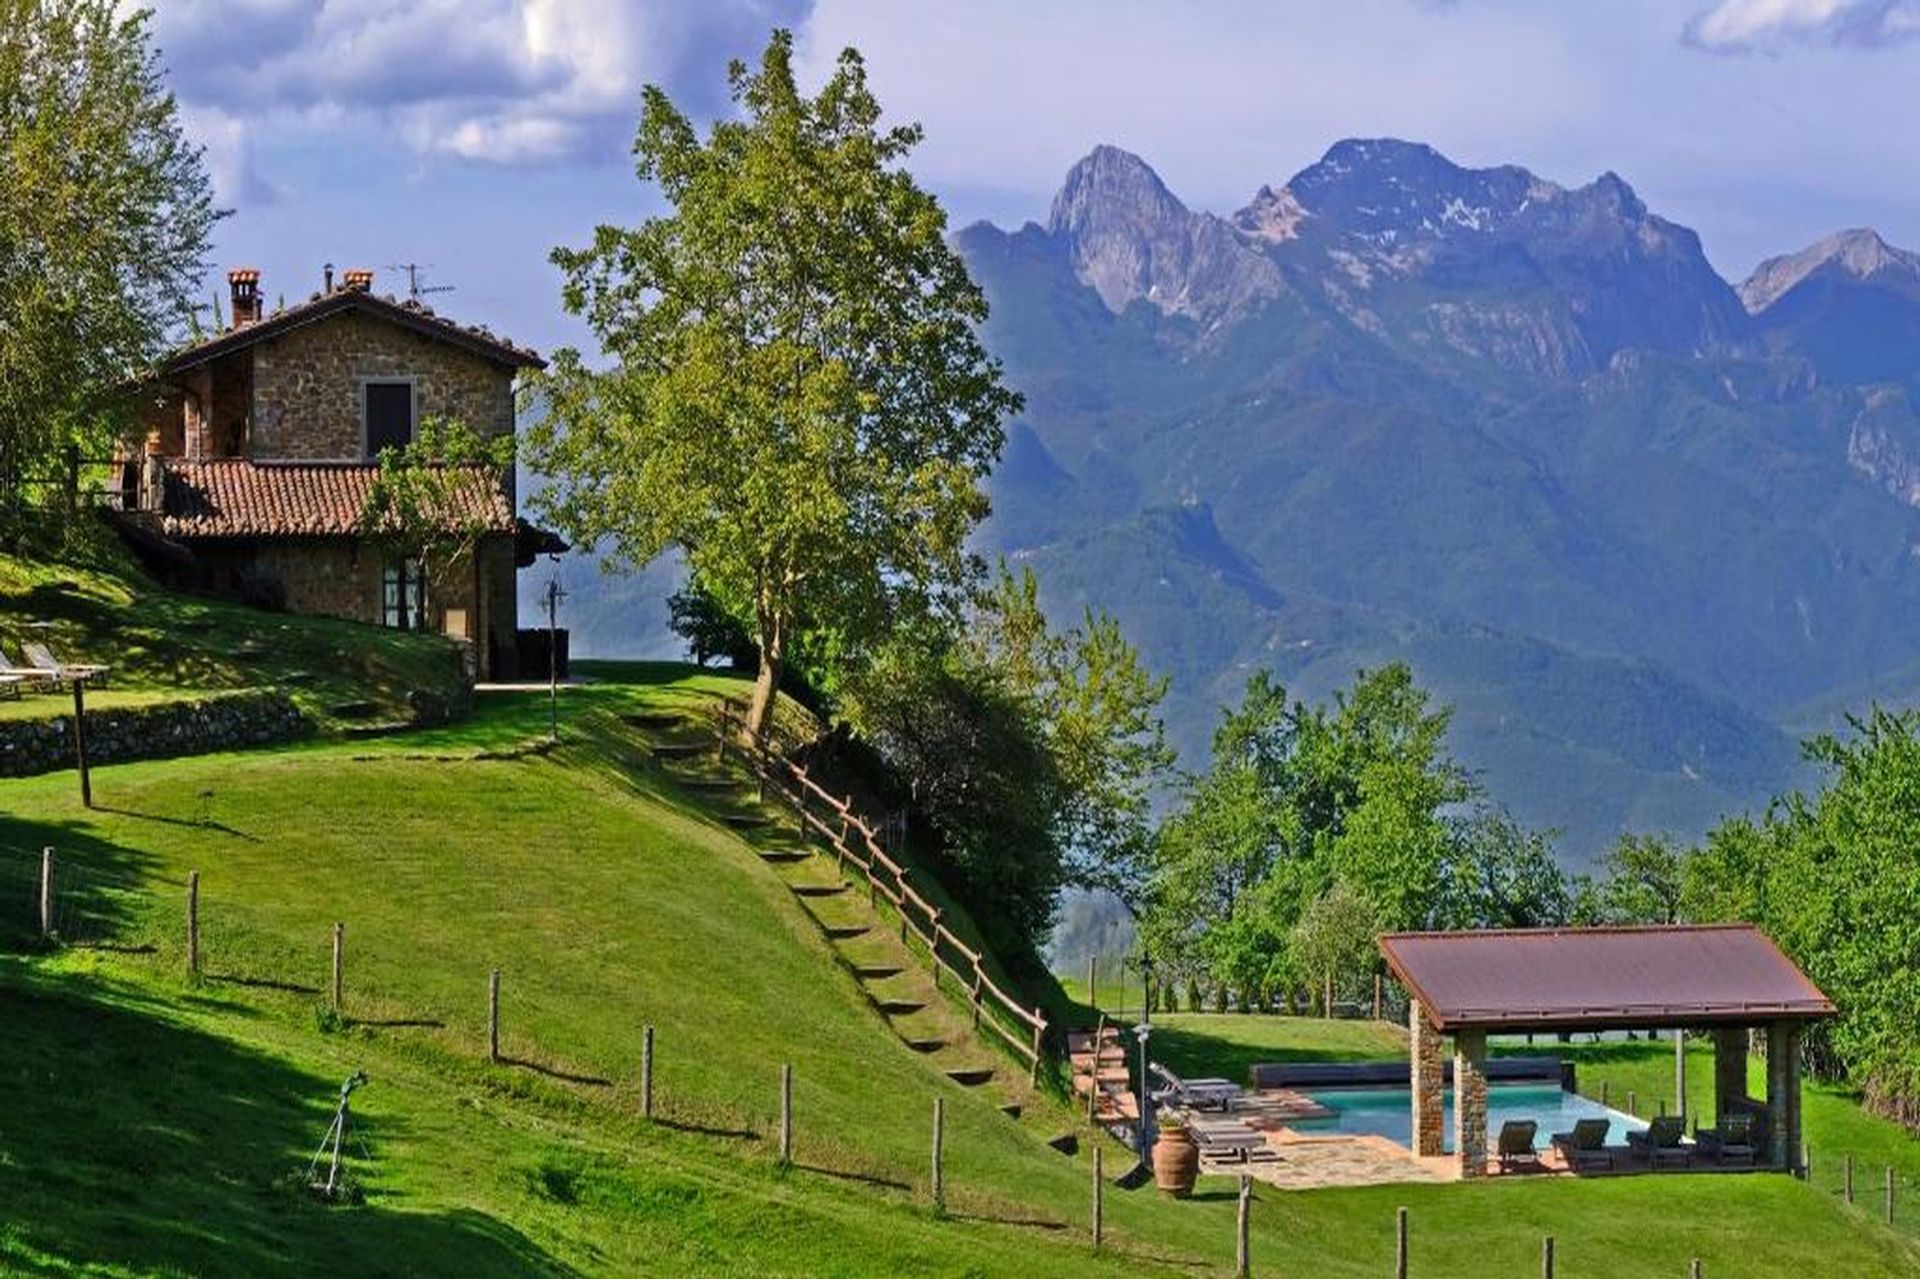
[[1295, 1083, 1645, 1152]]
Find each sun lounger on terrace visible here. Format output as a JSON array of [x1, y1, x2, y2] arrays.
[[22, 640, 108, 687], [1693, 1112, 1758, 1167], [0, 673, 22, 699], [1626, 1114, 1691, 1168], [1496, 1119, 1542, 1172], [1189, 1119, 1278, 1164], [1550, 1117, 1614, 1172], [0, 648, 60, 692], [1151, 1063, 1240, 1112]]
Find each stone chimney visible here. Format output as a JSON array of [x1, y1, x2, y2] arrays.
[[342, 268, 374, 292], [228, 268, 262, 327]]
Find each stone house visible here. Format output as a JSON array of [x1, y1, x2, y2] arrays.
[[121, 268, 557, 679]]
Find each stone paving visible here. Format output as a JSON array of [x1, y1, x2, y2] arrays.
[[1202, 1130, 1453, 1189]]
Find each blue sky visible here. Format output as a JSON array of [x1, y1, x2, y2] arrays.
[[152, 0, 1920, 357]]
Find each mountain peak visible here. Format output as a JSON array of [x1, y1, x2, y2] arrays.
[[1047, 145, 1185, 238], [1740, 228, 1920, 314], [1043, 145, 1282, 325]]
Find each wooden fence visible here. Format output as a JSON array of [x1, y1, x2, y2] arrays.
[[711, 700, 1051, 1083]]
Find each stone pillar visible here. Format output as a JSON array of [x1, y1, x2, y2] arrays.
[[1712, 1026, 1747, 1122], [1410, 1000, 1446, 1158], [1765, 1020, 1802, 1172], [1455, 1028, 1489, 1179]]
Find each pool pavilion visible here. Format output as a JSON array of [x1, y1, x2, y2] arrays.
[[1377, 924, 1836, 1179]]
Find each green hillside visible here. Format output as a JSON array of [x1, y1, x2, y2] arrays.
[[3, 647, 1918, 1274]]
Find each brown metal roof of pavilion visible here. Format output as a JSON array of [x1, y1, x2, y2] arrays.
[[1378, 924, 1835, 1032]]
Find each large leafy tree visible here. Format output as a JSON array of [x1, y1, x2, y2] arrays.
[[528, 30, 1020, 736], [0, 0, 217, 533], [1145, 664, 1484, 1003]]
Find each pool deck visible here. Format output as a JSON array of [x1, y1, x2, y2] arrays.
[[1190, 1090, 1764, 1189]]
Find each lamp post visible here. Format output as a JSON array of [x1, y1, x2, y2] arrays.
[[1136, 949, 1156, 1160], [543, 557, 566, 744]]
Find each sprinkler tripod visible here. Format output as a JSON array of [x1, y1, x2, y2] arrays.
[[306, 1071, 370, 1200]]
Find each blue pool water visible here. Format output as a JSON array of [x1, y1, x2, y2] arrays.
[[1296, 1084, 1645, 1153]]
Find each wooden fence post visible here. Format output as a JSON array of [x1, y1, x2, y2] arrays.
[[1395, 1206, 1408, 1279], [1845, 1153, 1854, 1205], [1542, 1235, 1555, 1278], [1886, 1164, 1895, 1225], [330, 922, 344, 1013], [487, 969, 501, 1062], [1628, 1089, 1637, 1117], [642, 1024, 655, 1120], [1689, 1261, 1701, 1279], [779, 1063, 793, 1166], [931, 1096, 945, 1212], [1601, 1080, 1610, 1109], [186, 870, 200, 973], [971, 966, 984, 1029], [1092, 1144, 1103, 1251], [1323, 970, 1333, 1019], [1030, 1020, 1045, 1086], [1089, 955, 1098, 1010], [1374, 971, 1383, 1021], [71, 677, 91, 809], [1235, 1175, 1251, 1277], [38, 847, 54, 940]]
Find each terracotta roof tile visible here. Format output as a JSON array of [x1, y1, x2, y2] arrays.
[[158, 459, 514, 540]]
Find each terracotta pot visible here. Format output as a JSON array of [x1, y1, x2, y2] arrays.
[[1153, 1124, 1200, 1198]]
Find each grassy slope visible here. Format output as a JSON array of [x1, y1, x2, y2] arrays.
[[0, 666, 1915, 1272], [0, 547, 466, 729]]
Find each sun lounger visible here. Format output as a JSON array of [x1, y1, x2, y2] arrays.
[[0, 648, 60, 692], [1151, 1063, 1240, 1112], [1189, 1120, 1278, 1164], [1694, 1112, 1757, 1167], [1496, 1119, 1542, 1171], [1550, 1116, 1615, 1172], [0, 673, 21, 699], [22, 640, 108, 687], [1626, 1114, 1691, 1168]]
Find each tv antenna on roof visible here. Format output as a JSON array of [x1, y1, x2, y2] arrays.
[[385, 262, 456, 304]]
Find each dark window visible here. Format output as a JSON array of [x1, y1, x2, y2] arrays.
[[364, 381, 414, 457], [381, 557, 429, 630]]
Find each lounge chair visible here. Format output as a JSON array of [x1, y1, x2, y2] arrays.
[[1551, 1117, 1615, 1172], [22, 640, 108, 687], [1496, 1119, 1542, 1172], [1626, 1114, 1691, 1169], [1189, 1118, 1278, 1164], [0, 673, 20, 699], [1151, 1063, 1240, 1112], [1694, 1112, 1758, 1168], [0, 648, 60, 693]]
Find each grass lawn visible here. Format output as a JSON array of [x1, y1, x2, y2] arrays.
[[0, 547, 467, 729], [3, 670, 1919, 1274]]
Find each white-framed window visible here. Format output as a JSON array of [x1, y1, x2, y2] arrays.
[[381, 556, 429, 630]]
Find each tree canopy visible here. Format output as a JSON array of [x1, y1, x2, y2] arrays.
[[527, 30, 1020, 736], [0, 0, 217, 535]]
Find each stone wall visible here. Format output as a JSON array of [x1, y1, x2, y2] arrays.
[[0, 689, 311, 778], [253, 539, 378, 622], [250, 309, 516, 460]]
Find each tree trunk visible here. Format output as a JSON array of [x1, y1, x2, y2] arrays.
[[745, 646, 782, 741]]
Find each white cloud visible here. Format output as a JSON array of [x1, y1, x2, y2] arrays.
[[1683, 0, 1920, 53], [180, 106, 280, 206], [150, 0, 811, 200]]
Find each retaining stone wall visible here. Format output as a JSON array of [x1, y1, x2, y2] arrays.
[[0, 689, 312, 778]]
